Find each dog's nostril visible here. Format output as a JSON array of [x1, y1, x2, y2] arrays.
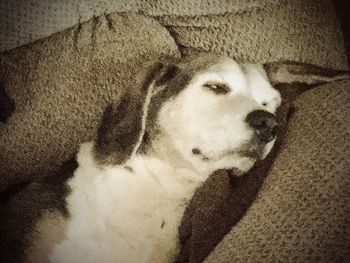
[[246, 110, 277, 129], [246, 110, 278, 143], [192, 148, 202, 155]]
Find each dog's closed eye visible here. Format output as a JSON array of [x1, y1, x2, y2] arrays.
[[203, 82, 230, 95]]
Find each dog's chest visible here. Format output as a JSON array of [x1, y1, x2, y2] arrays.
[[49, 143, 201, 263]]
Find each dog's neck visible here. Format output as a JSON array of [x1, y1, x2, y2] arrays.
[[150, 134, 193, 169], [133, 133, 211, 192]]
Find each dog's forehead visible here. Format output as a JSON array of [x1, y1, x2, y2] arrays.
[[181, 55, 245, 88], [242, 63, 281, 103], [189, 56, 270, 87], [151, 54, 279, 109], [182, 55, 275, 95], [174, 55, 281, 109]]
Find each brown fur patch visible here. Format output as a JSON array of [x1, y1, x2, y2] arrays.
[[25, 212, 67, 263]]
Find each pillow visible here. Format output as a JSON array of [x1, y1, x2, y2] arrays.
[[0, 0, 276, 52], [0, 13, 179, 191], [176, 64, 350, 262], [204, 80, 350, 263], [157, 0, 348, 70], [176, 101, 291, 263]]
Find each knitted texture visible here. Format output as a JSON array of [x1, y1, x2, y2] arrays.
[[0, 13, 179, 190], [0, 1, 349, 262], [0, 0, 276, 52], [156, 0, 348, 69], [205, 81, 350, 263]]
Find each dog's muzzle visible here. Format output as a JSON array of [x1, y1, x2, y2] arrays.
[[246, 110, 278, 144]]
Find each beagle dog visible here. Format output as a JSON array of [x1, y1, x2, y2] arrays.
[[1, 53, 348, 263]]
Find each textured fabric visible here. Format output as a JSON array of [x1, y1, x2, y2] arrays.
[[1, 0, 348, 71], [333, 0, 350, 63], [157, 0, 348, 69], [177, 100, 292, 263], [2, 0, 347, 191], [0, 1, 349, 262], [0, 13, 180, 190], [205, 80, 350, 263], [0, 0, 277, 52]]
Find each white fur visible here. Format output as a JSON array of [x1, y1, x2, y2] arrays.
[[131, 81, 156, 158], [49, 55, 281, 263], [159, 59, 281, 175], [50, 142, 203, 263]]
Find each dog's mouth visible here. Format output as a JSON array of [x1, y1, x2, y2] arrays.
[[236, 145, 265, 160], [192, 138, 270, 163], [225, 132, 278, 161], [221, 143, 265, 161]]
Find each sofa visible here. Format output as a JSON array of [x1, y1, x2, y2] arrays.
[[0, 0, 349, 262]]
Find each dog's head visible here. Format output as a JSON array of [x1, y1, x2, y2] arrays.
[[148, 54, 281, 174], [94, 53, 349, 175]]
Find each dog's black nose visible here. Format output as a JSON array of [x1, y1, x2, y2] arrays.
[[246, 110, 278, 143]]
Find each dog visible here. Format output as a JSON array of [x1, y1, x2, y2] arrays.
[[2, 52, 347, 263]]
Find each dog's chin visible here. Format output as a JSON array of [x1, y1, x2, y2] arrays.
[[218, 139, 276, 175], [212, 153, 257, 175], [238, 136, 276, 161], [189, 137, 276, 175]]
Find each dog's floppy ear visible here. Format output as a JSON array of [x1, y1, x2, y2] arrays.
[[93, 60, 180, 166], [264, 61, 350, 101], [264, 61, 350, 86]]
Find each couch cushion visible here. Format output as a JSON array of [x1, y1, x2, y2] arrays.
[[157, 0, 348, 70], [0, 0, 277, 52], [0, 13, 179, 190], [205, 80, 350, 263]]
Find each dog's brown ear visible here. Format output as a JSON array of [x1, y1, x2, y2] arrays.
[[264, 61, 350, 102], [264, 61, 350, 86], [93, 61, 180, 166]]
